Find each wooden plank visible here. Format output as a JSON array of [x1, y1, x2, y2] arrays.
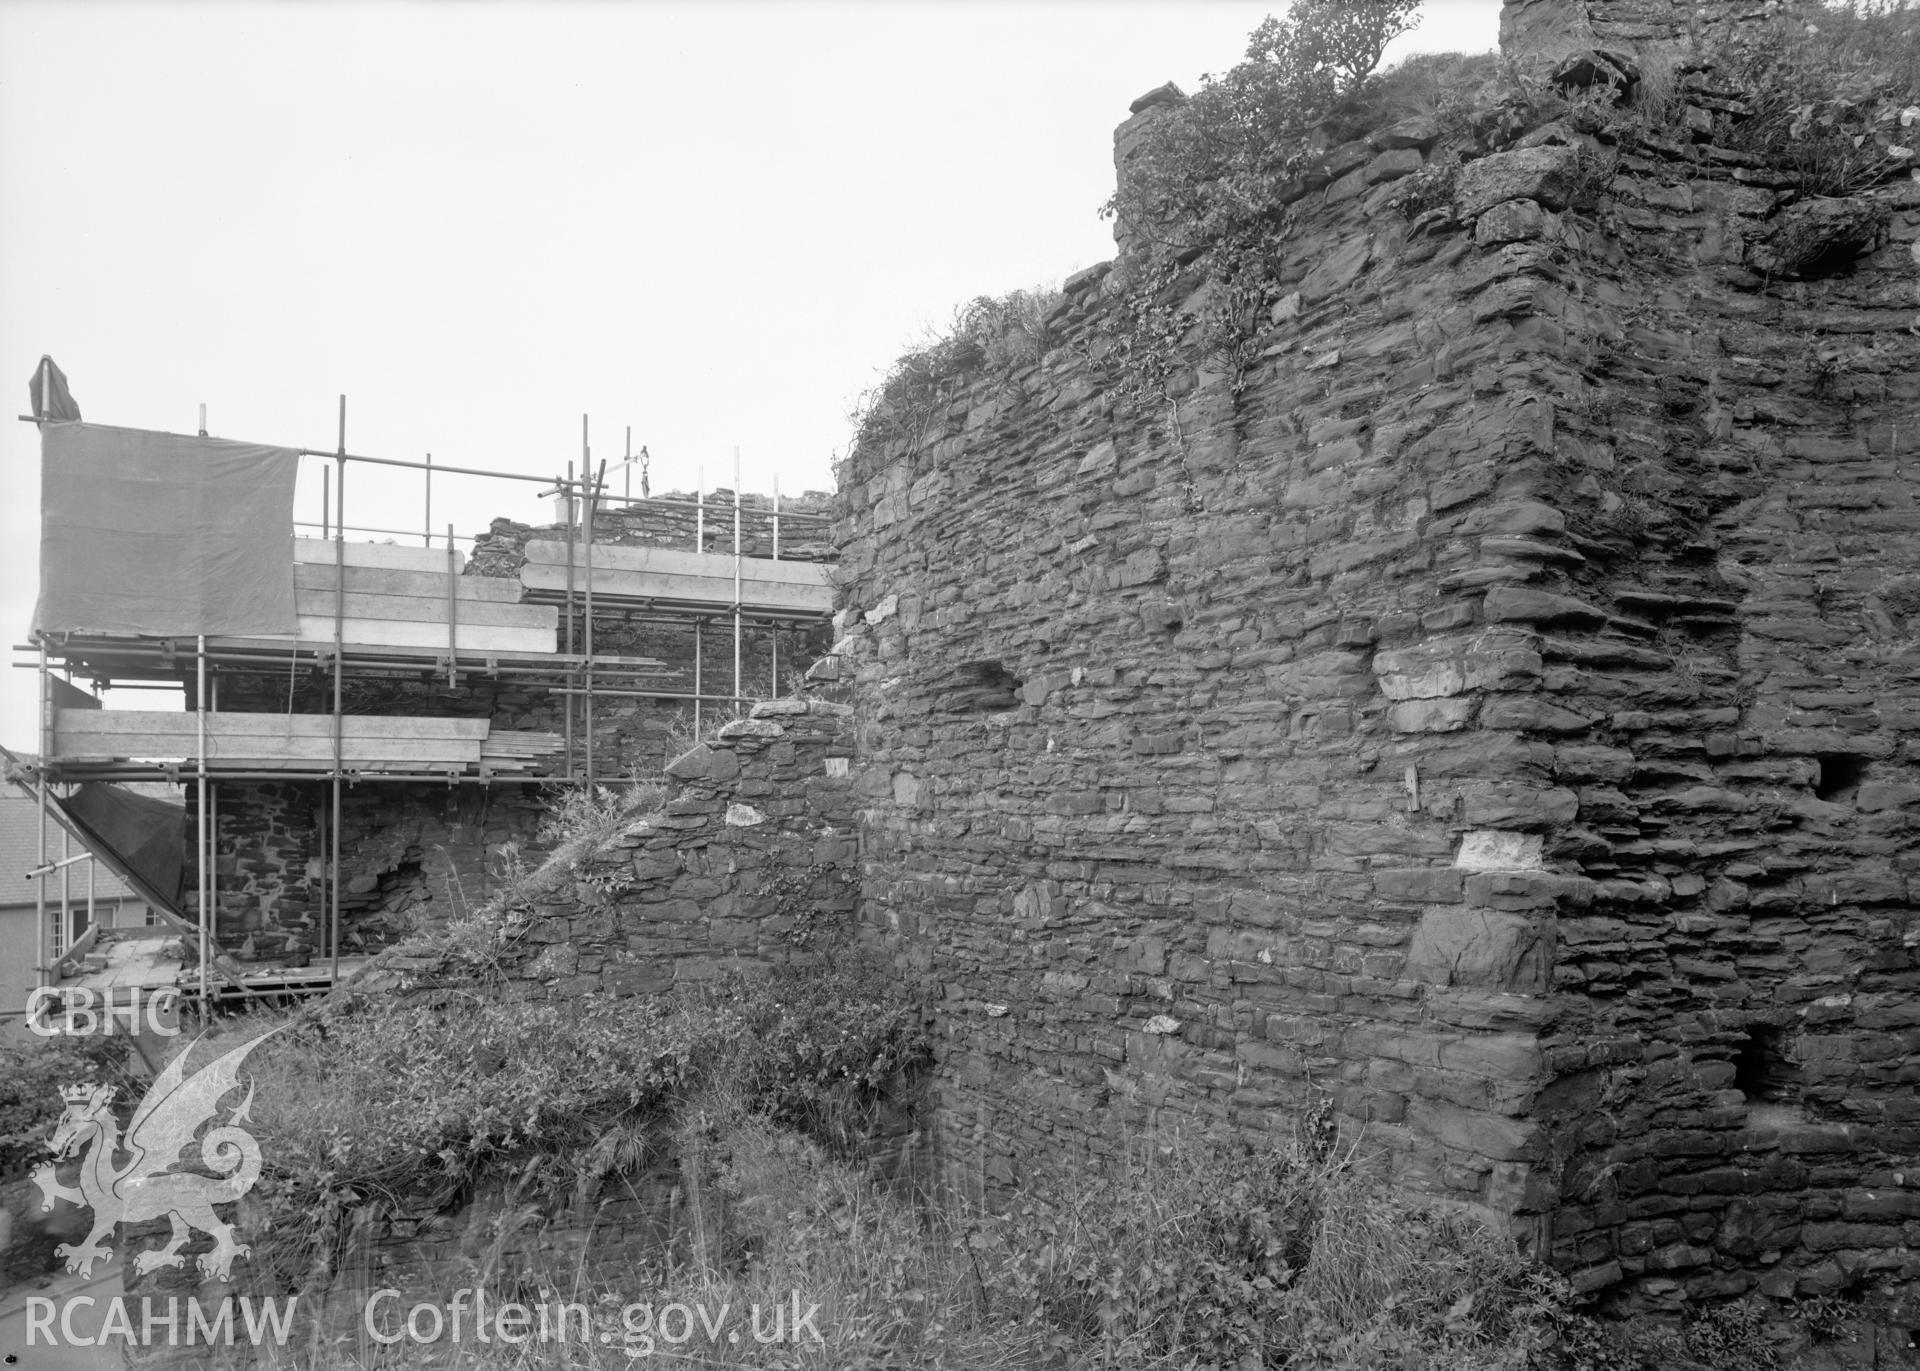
[[482, 737, 562, 748], [198, 636, 656, 667], [294, 564, 525, 604], [56, 736, 481, 764], [248, 617, 554, 653], [57, 711, 489, 740], [191, 759, 468, 774], [293, 538, 467, 574], [523, 540, 829, 588], [519, 561, 831, 613], [292, 589, 558, 629], [55, 712, 489, 766]]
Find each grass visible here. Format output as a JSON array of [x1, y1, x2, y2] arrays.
[[847, 286, 1064, 459], [1713, 0, 1920, 195], [214, 1114, 1563, 1371]]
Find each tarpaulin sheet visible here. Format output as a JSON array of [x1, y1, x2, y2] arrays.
[[56, 781, 187, 918], [33, 422, 300, 636], [28, 355, 81, 422]]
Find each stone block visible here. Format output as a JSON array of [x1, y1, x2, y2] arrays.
[[1373, 631, 1542, 701], [1459, 784, 1578, 829], [1407, 1098, 1541, 1162], [1483, 587, 1607, 627], [1364, 147, 1425, 184], [665, 743, 737, 782], [1388, 698, 1476, 733], [1406, 906, 1554, 993], [1475, 199, 1555, 245], [1298, 234, 1373, 304], [1480, 695, 1593, 734], [1373, 867, 1466, 903], [1369, 115, 1441, 152], [1465, 869, 1592, 911], [1076, 441, 1118, 477], [1456, 145, 1584, 218]]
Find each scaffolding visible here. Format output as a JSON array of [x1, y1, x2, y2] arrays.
[[17, 396, 835, 1022]]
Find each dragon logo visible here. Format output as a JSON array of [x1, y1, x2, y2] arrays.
[[31, 1032, 275, 1282]]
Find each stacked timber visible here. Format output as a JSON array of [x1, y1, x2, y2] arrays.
[[53, 710, 487, 772], [52, 710, 568, 777], [268, 540, 558, 653], [478, 729, 564, 775], [519, 541, 832, 619]]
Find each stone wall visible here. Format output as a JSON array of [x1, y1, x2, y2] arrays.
[[369, 698, 859, 997], [830, 47, 1920, 1318], [468, 487, 835, 574], [1499, 0, 1822, 66], [184, 781, 549, 960], [182, 696, 856, 973], [1499, 89, 1920, 1315]]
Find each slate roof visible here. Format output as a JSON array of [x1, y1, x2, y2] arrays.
[[0, 788, 149, 908]]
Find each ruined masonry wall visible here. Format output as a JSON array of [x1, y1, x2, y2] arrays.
[[131, 700, 864, 1328], [368, 699, 858, 997], [831, 75, 1920, 1315]]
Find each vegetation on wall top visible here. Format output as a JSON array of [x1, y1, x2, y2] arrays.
[[1105, 0, 1421, 256]]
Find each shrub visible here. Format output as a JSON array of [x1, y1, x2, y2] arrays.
[[700, 960, 930, 1153], [227, 952, 931, 1293], [969, 1130, 1553, 1370], [1106, 2, 1421, 255], [1710, 0, 1920, 195], [848, 285, 1063, 456], [0, 1032, 135, 1176]]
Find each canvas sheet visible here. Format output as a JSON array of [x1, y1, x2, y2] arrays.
[[57, 781, 188, 917], [33, 422, 300, 636]]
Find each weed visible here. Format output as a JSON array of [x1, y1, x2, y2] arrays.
[[847, 286, 1064, 459], [1714, 0, 1920, 194], [661, 700, 754, 762], [0, 1033, 138, 1179], [755, 859, 856, 954]]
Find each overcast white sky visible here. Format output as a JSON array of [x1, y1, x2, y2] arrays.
[[0, 0, 1500, 752]]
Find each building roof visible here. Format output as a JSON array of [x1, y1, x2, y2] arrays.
[[0, 788, 147, 908]]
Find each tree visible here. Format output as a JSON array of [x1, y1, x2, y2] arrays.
[[1265, 0, 1424, 93], [1108, 3, 1426, 251]]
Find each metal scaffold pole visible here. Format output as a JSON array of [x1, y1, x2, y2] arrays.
[[331, 395, 346, 986], [582, 416, 592, 785], [446, 524, 458, 688], [733, 447, 742, 706], [563, 459, 576, 780], [197, 633, 210, 1025], [695, 466, 705, 738], [585, 448, 606, 787], [771, 476, 780, 696], [35, 643, 49, 988]]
